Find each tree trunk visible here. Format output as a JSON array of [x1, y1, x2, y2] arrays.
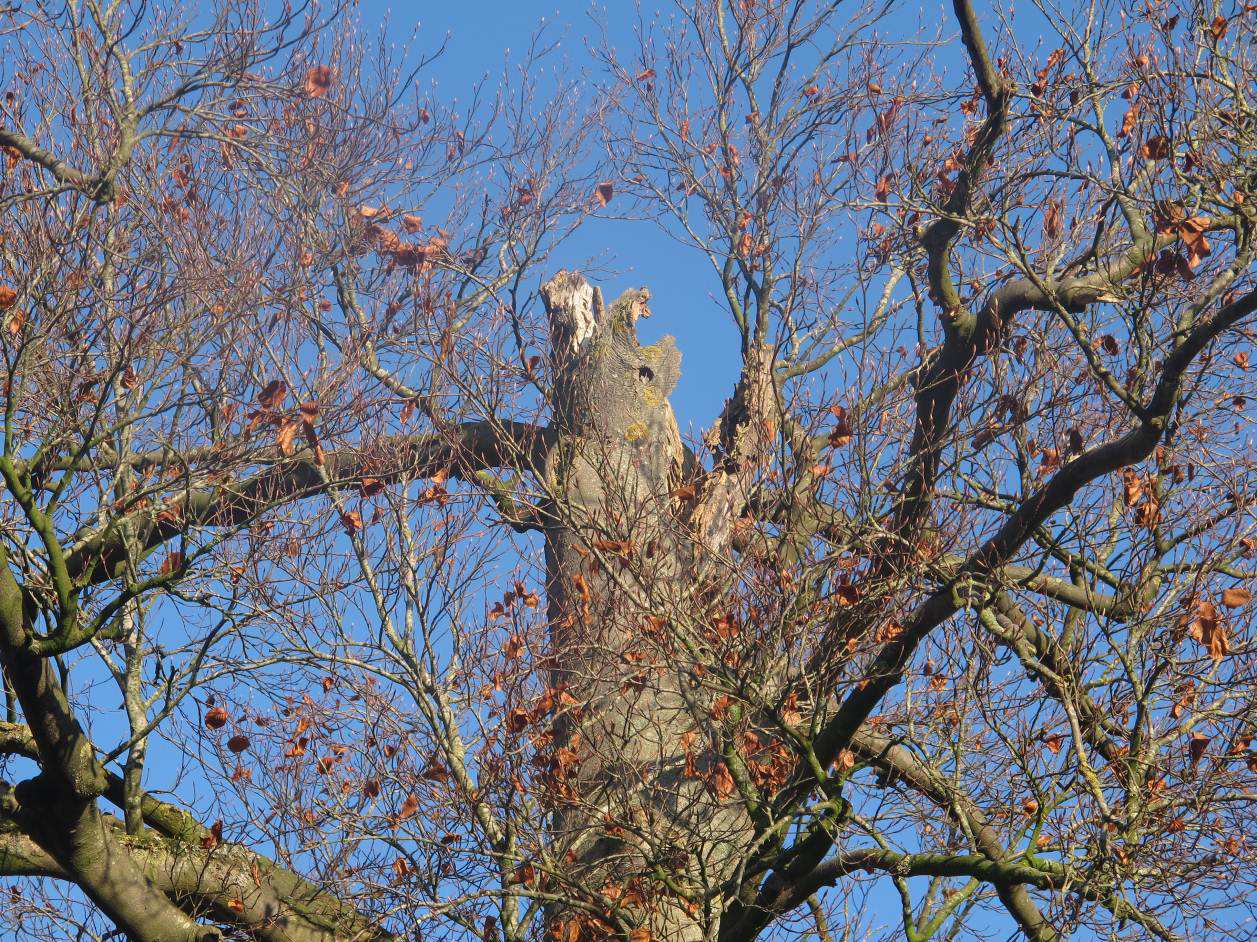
[[539, 273, 751, 941]]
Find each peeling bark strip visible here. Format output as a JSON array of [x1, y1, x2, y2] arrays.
[[538, 272, 751, 941]]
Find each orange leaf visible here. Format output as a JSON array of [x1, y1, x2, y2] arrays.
[[592, 538, 632, 558], [276, 419, 300, 456], [396, 794, 420, 822], [709, 761, 735, 799], [1118, 102, 1139, 138], [1221, 586, 1251, 608], [205, 707, 229, 730], [1177, 216, 1211, 267], [227, 734, 250, 754], [200, 819, 223, 850], [1209, 15, 1228, 42], [303, 65, 336, 98], [0, 285, 16, 310], [1121, 469, 1144, 507], [1184, 598, 1217, 642], [1139, 135, 1172, 161], [257, 379, 288, 410]]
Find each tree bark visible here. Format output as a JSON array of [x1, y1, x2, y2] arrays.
[[539, 272, 751, 940]]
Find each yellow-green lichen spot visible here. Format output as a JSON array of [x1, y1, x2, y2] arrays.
[[642, 385, 662, 407], [625, 420, 648, 442]]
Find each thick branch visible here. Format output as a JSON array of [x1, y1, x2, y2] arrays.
[[0, 128, 114, 201], [63, 423, 553, 593], [851, 730, 1055, 940]]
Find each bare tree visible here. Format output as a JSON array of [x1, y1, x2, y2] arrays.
[[1, 0, 1255, 941]]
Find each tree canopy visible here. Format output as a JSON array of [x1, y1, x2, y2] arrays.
[[0, 0, 1255, 940]]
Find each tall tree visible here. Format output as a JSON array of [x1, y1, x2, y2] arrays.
[[1, 0, 1255, 941]]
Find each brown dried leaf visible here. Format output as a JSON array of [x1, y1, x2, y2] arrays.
[[257, 380, 288, 410], [1221, 586, 1251, 608], [709, 762, 735, 799], [1139, 135, 1172, 160], [1189, 732, 1210, 768], [1178, 217, 1212, 267], [395, 794, 420, 822], [205, 707, 229, 730], [1044, 198, 1063, 239], [303, 66, 336, 98], [276, 419, 300, 456]]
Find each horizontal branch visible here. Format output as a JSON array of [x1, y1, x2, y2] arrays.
[[851, 730, 1055, 940], [63, 422, 553, 592], [0, 800, 390, 942], [0, 128, 112, 200], [0, 720, 388, 941]]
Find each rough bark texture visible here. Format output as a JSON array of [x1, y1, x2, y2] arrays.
[[539, 272, 751, 940]]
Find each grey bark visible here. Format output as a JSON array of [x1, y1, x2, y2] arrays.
[[538, 273, 753, 940]]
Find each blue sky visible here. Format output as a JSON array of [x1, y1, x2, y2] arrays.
[[326, 5, 1117, 939], [3, 2, 1162, 939], [333, 3, 1007, 939], [352, 0, 749, 429]]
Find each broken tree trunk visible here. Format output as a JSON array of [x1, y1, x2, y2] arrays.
[[538, 272, 754, 941]]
